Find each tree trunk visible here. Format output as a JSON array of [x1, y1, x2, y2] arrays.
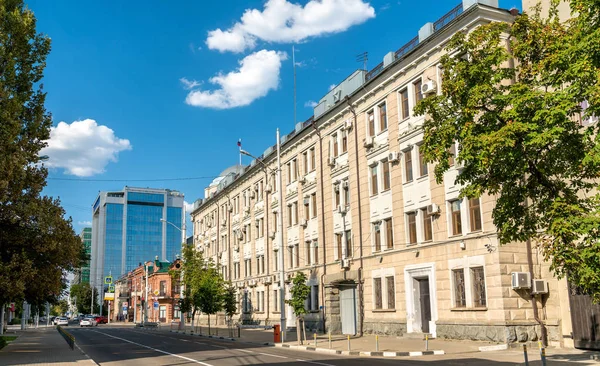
[[208, 314, 211, 336], [0, 303, 5, 335], [297, 317, 302, 345], [191, 309, 196, 333], [302, 318, 307, 345]]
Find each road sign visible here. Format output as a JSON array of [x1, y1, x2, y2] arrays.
[[153, 302, 159, 309], [153, 290, 159, 296], [104, 276, 113, 285], [108, 285, 115, 293], [122, 305, 128, 311], [104, 293, 115, 301]]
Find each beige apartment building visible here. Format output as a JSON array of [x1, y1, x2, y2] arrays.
[[190, 0, 578, 347]]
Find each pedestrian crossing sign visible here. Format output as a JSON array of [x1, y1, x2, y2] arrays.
[[104, 276, 113, 285]]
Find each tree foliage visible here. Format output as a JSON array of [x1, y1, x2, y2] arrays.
[[0, 0, 83, 307], [222, 282, 237, 321], [70, 283, 98, 315], [414, 0, 600, 300]]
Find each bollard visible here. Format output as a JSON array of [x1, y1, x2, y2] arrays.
[[237, 325, 241, 338], [425, 333, 429, 351], [376, 335, 379, 352], [347, 335, 351, 351], [539, 341, 547, 366], [281, 331, 285, 344], [523, 344, 529, 366], [329, 330, 332, 349], [314, 333, 317, 347]]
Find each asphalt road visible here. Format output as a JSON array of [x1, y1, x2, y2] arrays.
[[68, 325, 590, 365]]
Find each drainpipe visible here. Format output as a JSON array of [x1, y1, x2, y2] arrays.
[[345, 96, 365, 337], [264, 171, 270, 324], [527, 238, 548, 346], [311, 121, 328, 333]]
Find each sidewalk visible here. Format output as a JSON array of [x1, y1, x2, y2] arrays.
[[0, 327, 94, 365]]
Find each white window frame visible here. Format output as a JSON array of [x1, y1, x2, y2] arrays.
[[371, 268, 396, 310], [448, 255, 487, 309]]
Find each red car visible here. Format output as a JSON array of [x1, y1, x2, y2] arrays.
[[94, 316, 108, 324]]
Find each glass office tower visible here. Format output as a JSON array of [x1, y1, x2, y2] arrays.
[[90, 187, 184, 288], [73, 227, 92, 284]]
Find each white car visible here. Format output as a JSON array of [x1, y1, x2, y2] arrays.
[[56, 317, 69, 326], [80, 317, 97, 327]]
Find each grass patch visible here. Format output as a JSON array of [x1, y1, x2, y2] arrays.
[[0, 335, 18, 350]]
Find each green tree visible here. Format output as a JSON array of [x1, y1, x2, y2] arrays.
[[286, 272, 311, 344], [222, 282, 237, 336], [414, 0, 600, 300], [70, 283, 97, 315], [0, 0, 84, 335], [50, 299, 69, 316], [197, 260, 224, 335], [179, 245, 206, 331]]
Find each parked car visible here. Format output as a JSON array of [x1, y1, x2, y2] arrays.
[[56, 317, 69, 326], [94, 316, 108, 324], [79, 317, 94, 327], [85, 316, 98, 326]]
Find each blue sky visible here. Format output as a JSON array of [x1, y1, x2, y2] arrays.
[[29, 0, 520, 234]]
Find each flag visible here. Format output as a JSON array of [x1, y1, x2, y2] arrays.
[[237, 139, 242, 148]]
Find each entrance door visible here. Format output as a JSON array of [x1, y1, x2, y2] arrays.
[[418, 278, 431, 333], [340, 286, 357, 335], [569, 282, 600, 349]]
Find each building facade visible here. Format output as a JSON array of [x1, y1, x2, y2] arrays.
[[90, 187, 185, 288], [191, 0, 575, 347], [73, 227, 92, 284]]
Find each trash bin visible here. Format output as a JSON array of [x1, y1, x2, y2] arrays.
[[273, 324, 281, 343]]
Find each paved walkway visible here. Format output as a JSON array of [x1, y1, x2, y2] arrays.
[[0, 327, 94, 365]]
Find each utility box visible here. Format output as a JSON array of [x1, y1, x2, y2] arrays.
[[274, 324, 281, 343]]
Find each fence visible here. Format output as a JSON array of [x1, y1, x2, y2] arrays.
[[56, 326, 74, 350]]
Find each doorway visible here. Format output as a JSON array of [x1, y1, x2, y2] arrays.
[[404, 263, 437, 337], [340, 286, 357, 335], [417, 278, 431, 333]]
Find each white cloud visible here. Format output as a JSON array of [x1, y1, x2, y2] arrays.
[[329, 84, 337, 91], [41, 119, 132, 177], [185, 50, 287, 109], [206, 0, 375, 53], [180, 77, 201, 90], [78, 220, 92, 226], [305, 100, 318, 108], [184, 201, 194, 214]]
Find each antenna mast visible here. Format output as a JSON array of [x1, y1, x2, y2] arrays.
[[356, 52, 368, 71]]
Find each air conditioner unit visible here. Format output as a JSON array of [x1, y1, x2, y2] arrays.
[[244, 207, 250, 214], [269, 231, 276, 240], [285, 273, 293, 283], [275, 273, 281, 283], [237, 282, 244, 289], [426, 203, 440, 215], [298, 177, 306, 184], [241, 226, 247, 233], [511, 272, 531, 289], [343, 119, 352, 130], [198, 247, 204, 253], [303, 197, 310, 206], [334, 184, 340, 192], [301, 219, 308, 227], [228, 205, 233, 213], [233, 244, 239, 252], [388, 151, 399, 163], [341, 258, 350, 269], [531, 279, 549, 295], [254, 184, 259, 192], [263, 276, 273, 285], [249, 280, 257, 287], [265, 184, 272, 193], [342, 181, 349, 189], [328, 157, 336, 167], [421, 80, 437, 95], [221, 221, 227, 228], [336, 205, 346, 215], [254, 219, 260, 227], [249, 191, 256, 199], [363, 136, 374, 148]]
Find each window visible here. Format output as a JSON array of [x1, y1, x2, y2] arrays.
[[422, 210, 433, 242], [414, 79, 423, 104], [368, 111, 375, 137], [313, 240, 319, 264], [471, 267, 486, 307], [274, 289, 279, 311], [343, 183, 350, 208], [448, 143, 456, 167], [245, 258, 252, 277], [294, 202, 298, 225], [382, 160, 390, 191], [336, 234, 342, 260], [159, 305, 166, 320], [334, 185, 341, 207], [294, 244, 300, 267], [345, 230, 352, 258], [273, 212, 278, 230], [469, 198, 482, 232], [310, 147, 316, 171], [418, 146, 428, 177], [373, 222, 381, 252], [453, 269, 466, 308], [385, 218, 393, 249], [341, 130, 348, 153], [386, 276, 395, 309], [306, 241, 312, 265], [333, 133, 339, 157], [311, 193, 317, 218], [303, 151, 308, 175], [159, 281, 166, 297], [450, 200, 462, 235], [288, 204, 293, 227], [404, 150, 413, 182], [379, 103, 387, 131], [258, 255, 265, 274], [374, 278, 383, 309], [407, 212, 417, 245], [304, 198, 310, 220], [370, 165, 378, 195], [400, 88, 409, 119]]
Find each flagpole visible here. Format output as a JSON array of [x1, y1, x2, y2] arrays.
[[238, 139, 242, 166], [293, 45, 297, 126]]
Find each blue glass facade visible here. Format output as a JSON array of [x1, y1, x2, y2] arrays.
[[104, 204, 123, 278], [166, 206, 183, 262], [128, 192, 164, 204], [125, 203, 163, 273]]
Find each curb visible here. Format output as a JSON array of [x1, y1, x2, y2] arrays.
[[274, 343, 445, 357]]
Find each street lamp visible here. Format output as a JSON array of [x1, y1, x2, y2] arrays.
[[240, 129, 286, 340], [160, 217, 186, 327]]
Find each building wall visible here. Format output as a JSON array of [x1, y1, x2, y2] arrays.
[[191, 1, 572, 347]]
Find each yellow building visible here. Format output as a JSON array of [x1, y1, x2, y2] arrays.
[[191, 0, 576, 347]]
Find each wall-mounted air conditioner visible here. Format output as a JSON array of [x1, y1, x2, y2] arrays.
[[388, 151, 399, 163], [511, 272, 531, 289], [363, 136, 374, 148], [343, 119, 353, 130], [328, 157, 336, 167], [337, 205, 346, 215], [249, 191, 256, 199], [341, 258, 350, 269], [265, 184, 272, 193], [531, 279, 549, 295], [300, 219, 308, 227], [269, 231, 276, 240], [298, 177, 306, 184], [342, 181, 349, 189], [263, 276, 273, 285], [426, 203, 440, 215], [244, 207, 250, 214], [421, 80, 437, 95]]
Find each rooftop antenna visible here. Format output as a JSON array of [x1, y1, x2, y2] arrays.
[[356, 52, 368, 71]]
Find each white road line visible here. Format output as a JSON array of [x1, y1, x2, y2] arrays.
[[296, 359, 336, 366], [257, 352, 288, 359], [210, 344, 227, 349], [75, 343, 99, 365], [235, 349, 254, 353], [90, 330, 214, 366]]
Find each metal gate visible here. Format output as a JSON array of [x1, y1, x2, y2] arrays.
[[569, 283, 600, 349], [340, 286, 357, 335]]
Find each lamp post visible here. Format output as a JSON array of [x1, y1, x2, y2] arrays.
[[240, 128, 286, 341], [160, 217, 186, 327]]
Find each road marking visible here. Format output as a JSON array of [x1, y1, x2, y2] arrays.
[[90, 330, 214, 366], [74, 343, 99, 365], [210, 344, 227, 349], [236, 349, 254, 353], [296, 359, 336, 366], [257, 352, 288, 359]]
